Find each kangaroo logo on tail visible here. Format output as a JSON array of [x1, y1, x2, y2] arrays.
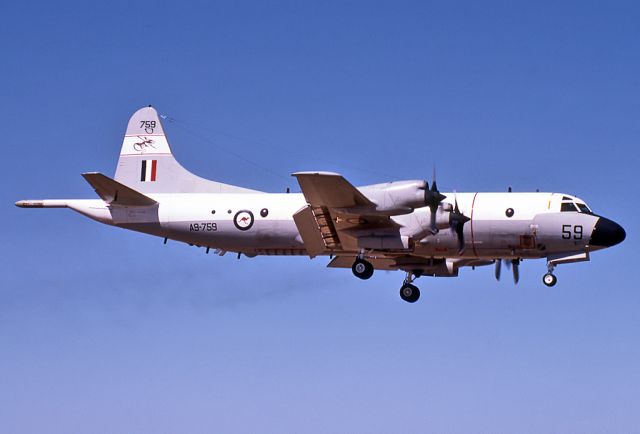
[[133, 136, 156, 152]]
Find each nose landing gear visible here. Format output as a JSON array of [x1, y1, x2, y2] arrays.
[[543, 273, 557, 287], [543, 263, 557, 287]]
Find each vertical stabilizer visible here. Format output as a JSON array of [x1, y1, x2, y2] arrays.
[[114, 106, 259, 193]]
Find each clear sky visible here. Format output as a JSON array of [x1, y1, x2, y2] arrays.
[[1, 1, 638, 433]]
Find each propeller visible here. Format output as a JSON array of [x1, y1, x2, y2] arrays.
[[512, 259, 520, 284], [495, 259, 520, 284], [424, 168, 446, 234], [449, 193, 470, 254]]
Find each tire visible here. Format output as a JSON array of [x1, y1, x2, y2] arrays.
[[352, 258, 374, 280], [400, 284, 420, 303], [543, 273, 557, 287]]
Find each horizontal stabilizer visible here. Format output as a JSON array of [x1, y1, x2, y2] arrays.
[[15, 200, 68, 208], [82, 172, 157, 206]]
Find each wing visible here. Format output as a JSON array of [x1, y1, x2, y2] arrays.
[[293, 171, 373, 209], [292, 172, 402, 257]]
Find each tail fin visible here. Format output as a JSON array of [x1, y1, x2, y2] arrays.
[[114, 106, 259, 193]]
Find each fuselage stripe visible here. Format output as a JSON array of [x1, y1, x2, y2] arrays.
[[470, 192, 479, 257]]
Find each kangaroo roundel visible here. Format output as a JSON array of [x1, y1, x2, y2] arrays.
[[234, 210, 254, 231]]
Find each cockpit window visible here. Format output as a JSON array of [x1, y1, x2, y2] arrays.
[[576, 203, 592, 214], [561, 200, 592, 213]]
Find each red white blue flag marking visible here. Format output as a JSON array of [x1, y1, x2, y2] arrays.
[[141, 160, 157, 182]]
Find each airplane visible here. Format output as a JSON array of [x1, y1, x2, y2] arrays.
[[16, 106, 626, 303]]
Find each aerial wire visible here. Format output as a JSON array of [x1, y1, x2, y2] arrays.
[[161, 114, 289, 183], [160, 113, 398, 181]]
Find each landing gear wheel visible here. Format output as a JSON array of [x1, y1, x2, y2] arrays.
[[400, 284, 420, 303], [543, 273, 557, 287], [352, 258, 374, 280]]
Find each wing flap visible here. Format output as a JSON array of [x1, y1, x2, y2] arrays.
[[293, 171, 406, 253], [292, 206, 332, 258]]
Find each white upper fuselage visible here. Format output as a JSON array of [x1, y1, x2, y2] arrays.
[[68, 190, 601, 260], [15, 106, 627, 296]]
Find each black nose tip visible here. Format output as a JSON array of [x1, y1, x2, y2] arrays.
[[590, 217, 626, 247]]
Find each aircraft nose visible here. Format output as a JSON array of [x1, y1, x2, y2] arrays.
[[590, 217, 626, 247]]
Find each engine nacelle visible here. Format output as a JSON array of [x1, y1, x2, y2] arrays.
[[359, 180, 427, 215], [400, 204, 453, 241]]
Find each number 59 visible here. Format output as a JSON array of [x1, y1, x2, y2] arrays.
[[562, 224, 583, 240]]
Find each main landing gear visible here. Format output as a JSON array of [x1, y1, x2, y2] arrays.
[[400, 272, 421, 303], [351, 258, 422, 303], [352, 258, 374, 280], [400, 283, 420, 303], [542, 263, 557, 287]]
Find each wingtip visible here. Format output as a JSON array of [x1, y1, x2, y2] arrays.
[[291, 171, 342, 177]]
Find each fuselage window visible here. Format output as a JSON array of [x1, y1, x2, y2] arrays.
[[561, 202, 578, 212]]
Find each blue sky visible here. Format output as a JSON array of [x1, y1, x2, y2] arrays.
[[1, 1, 639, 432]]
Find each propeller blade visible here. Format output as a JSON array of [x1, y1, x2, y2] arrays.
[[511, 259, 520, 284], [424, 167, 446, 233], [452, 195, 470, 224], [425, 191, 446, 207], [455, 222, 465, 253], [429, 208, 437, 234], [450, 193, 470, 254], [495, 260, 501, 281], [431, 166, 439, 194]]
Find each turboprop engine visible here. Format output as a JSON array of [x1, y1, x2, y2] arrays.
[[407, 203, 455, 240], [356, 174, 471, 254], [381, 172, 471, 254], [359, 180, 429, 215]]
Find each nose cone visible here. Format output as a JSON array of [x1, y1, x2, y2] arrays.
[[590, 217, 626, 248]]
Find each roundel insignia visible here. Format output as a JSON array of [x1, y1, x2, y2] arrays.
[[233, 210, 254, 231]]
